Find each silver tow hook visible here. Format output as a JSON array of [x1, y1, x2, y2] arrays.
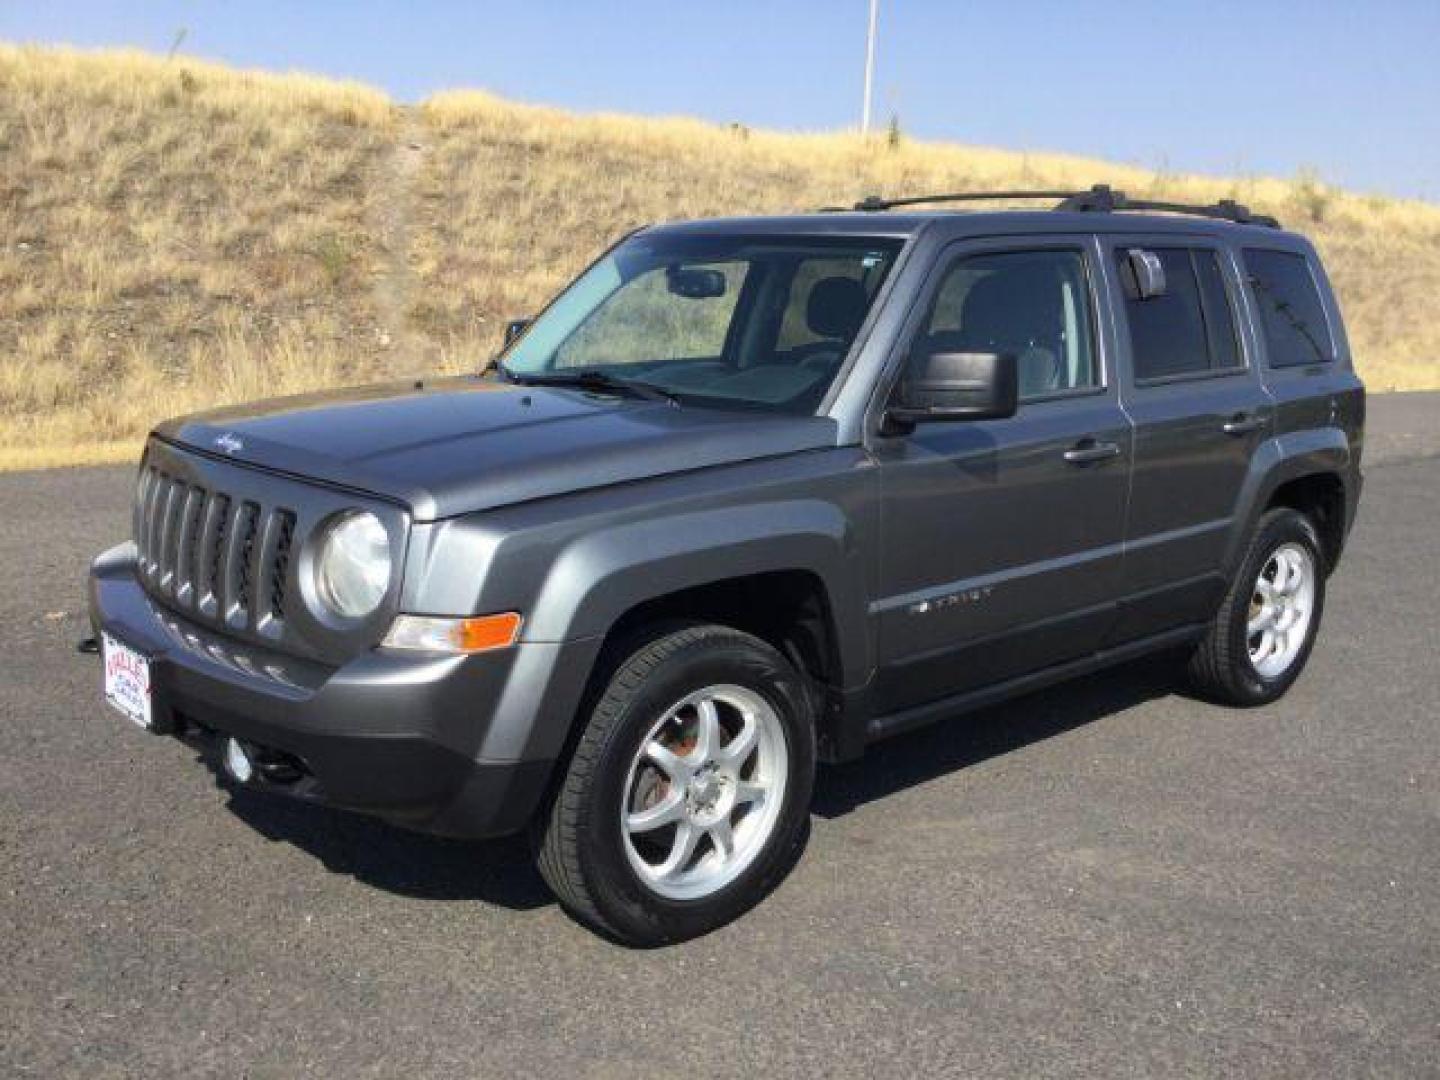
[[222, 737, 256, 784]]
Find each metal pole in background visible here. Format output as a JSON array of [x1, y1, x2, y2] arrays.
[[861, 0, 878, 135]]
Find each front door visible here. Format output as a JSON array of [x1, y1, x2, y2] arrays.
[[868, 239, 1132, 716]]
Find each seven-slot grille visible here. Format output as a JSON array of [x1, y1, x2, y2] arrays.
[[134, 465, 297, 637]]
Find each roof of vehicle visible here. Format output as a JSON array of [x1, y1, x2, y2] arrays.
[[648, 210, 1305, 246], [645, 186, 1307, 247]]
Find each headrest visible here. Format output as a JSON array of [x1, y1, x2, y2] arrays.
[[806, 276, 868, 340], [959, 266, 1062, 347]]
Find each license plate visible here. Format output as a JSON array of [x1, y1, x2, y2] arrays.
[[102, 632, 153, 729]]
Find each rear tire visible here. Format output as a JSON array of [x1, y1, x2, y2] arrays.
[[535, 622, 815, 946], [1187, 508, 1326, 705]]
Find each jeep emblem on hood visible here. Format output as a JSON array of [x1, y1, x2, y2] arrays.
[[213, 432, 245, 456]]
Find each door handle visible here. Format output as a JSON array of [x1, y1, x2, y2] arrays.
[[1063, 439, 1122, 465], [1222, 412, 1266, 436]]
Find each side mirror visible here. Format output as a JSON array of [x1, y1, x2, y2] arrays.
[[504, 318, 531, 347], [887, 350, 1018, 429]]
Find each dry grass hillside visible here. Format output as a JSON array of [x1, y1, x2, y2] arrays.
[[3, 44, 1438, 469]]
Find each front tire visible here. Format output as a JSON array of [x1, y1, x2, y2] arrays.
[[535, 623, 815, 946], [1187, 508, 1327, 705]]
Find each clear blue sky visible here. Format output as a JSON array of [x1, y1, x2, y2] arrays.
[[5, 0, 1437, 202]]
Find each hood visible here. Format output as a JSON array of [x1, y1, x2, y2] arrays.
[[154, 376, 839, 520]]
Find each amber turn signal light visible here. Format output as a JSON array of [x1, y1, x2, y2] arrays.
[[381, 612, 522, 654]]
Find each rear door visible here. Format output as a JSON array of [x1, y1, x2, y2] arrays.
[[1104, 236, 1271, 642], [868, 236, 1133, 715]]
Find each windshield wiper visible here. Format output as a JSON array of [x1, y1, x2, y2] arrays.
[[503, 368, 681, 406]]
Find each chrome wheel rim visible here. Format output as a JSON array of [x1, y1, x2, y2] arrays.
[[1247, 542, 1316, 679], [620, 684, 789, 901]]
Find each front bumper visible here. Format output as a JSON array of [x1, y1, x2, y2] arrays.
[[88, 543, 596, 838]]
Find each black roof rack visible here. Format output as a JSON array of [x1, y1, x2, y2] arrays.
[[823, 184, 1279, 228]]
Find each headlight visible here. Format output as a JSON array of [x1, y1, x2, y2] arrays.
[[314, 511, 391, 618]]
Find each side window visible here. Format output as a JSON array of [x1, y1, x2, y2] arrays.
[[555, 260, 747, 368], [917, 249, 1098, 400], [1244, 249, 1335, 367], [1194, 251, 1242, 371], [1117, 247, 1241, 381]]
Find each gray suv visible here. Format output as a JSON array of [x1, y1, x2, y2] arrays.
[[89, 187, 1364, 945]]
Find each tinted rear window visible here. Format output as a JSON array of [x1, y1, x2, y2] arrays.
[[1118, 248, 1241, 381], [1244, 249, 1335, 367]]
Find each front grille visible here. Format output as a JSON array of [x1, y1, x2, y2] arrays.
[[234, 501, 260, 624], [269, 512, 296, 618], [135, 465, 295, 639]]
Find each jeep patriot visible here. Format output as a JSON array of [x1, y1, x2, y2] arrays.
[[89, 186, 1364, 944]]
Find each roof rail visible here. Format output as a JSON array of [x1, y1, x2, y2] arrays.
[[823, 184, 1280, 228], [822, 190, 1080, 213], [1055, 184, 1280, 228]]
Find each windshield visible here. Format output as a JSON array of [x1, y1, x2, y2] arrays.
[[502, 234, 903, 413]]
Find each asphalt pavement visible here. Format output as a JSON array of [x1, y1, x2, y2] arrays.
[[2, 394, 1438, 1077]]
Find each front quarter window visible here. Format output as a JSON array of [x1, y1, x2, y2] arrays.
[[503, 234, 901, 413]]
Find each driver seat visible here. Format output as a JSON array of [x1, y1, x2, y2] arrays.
[[797, 276, 867, 369], [955, 266, 1065, 397]]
